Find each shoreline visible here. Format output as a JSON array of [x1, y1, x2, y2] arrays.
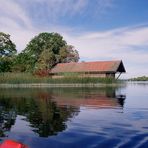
[[0, 83, 125, 88]]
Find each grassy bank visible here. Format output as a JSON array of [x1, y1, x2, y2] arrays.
[[129, 76, 148, 81], [0, 73, 118, 84]]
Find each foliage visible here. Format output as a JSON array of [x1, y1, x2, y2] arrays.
[[24, 32, 66, 68], [0, 32, 16, 72], [0, 57, 14, 72], [0, 32, 79, 73], [18, 32, 79, 72], [129, 76, 148, 81], [11, 53, 29, 72], [0, 32, 16, 57], [63, 45, 79, 63], [35, 49, 56, 71]]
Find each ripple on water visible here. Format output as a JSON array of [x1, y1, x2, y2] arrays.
[[117, 133, 148, 148]]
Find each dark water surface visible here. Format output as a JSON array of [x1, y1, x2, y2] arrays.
[[0, 82, 148, 148]]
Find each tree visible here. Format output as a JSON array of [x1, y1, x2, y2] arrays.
[[19, 32, 79, 73], [64, 45, 79, 63], [0, 32, 16, 72], [35, 49, 56, 70], [21, 32, 67, 72], [0, 32, 16, 57], [11, 53, 29, 72]]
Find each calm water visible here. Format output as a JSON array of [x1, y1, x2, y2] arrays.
[[0, 82, 148, 148]]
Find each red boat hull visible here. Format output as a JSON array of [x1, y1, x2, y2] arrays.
[[0, 140, 28, 148]]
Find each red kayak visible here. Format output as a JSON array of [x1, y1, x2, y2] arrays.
[[0, 140, 28, 148]]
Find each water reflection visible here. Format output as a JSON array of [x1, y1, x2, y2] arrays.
[[50, 87, 125, 108], [0, 87, 125, 138]]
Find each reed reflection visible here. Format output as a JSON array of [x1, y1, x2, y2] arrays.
[[0, 87, 125, 138]]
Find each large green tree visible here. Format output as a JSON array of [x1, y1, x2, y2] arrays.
[[62, 45, 79, 63], [0, 32, 16, 72], [19, 32, 79, 72], [35, 49, 56, 70]]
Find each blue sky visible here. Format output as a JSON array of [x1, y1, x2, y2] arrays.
[[0, 0, 148, 78]]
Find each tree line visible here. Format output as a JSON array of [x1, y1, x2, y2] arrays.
[[0, 32, 79, 74], [129, 76, 148, 81]]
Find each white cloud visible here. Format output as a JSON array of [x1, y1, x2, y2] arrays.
[[14, 0, 114, 21], [0, 0, 38, 50], [64, 26, 148, 78], [64, 26, 148, 57], [0, 0, 32, 29]]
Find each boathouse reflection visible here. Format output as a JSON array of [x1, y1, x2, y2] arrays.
[[0, 87, 125, 138]]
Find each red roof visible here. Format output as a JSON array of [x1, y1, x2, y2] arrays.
[[51, 60, 126, 73]]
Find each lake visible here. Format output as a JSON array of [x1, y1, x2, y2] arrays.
[[0, 82, 148, 148]]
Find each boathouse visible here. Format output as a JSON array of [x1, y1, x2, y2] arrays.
[[50, 60, 126, 79]]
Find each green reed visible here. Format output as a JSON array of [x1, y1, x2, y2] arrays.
[[0, 72, 117, 84]]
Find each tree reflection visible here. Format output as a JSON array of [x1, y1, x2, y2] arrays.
[[0, 87, 125, 138], [0, 91, 79, 137], [0, 98, 16, 137]]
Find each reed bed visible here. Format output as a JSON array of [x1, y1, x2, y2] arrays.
[[0, 73, 117, 84]]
